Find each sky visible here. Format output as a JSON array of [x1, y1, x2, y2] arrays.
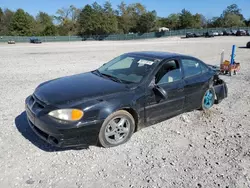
[[1, 0, 250, 19]]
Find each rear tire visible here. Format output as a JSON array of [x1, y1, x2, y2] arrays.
[[247, 42, 250, 48], [200, 88, 215, 111], [98, 110, 135, 148]]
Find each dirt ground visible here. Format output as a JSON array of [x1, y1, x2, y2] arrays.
[[0, 36, 250, 188]]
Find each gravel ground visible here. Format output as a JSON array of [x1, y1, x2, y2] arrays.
[[0, 36, 250, 188]]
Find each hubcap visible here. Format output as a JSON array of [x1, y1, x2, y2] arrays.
[[204, 90, 214, 109], [105, 116, 130, 144]]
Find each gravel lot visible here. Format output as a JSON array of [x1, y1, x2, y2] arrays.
[[0, 36, 250, 188]]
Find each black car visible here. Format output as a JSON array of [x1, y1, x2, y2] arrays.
[[223, 30, 232, 36], [25, 51, 228, 148], [186, 32, 195, 38], [194, 33, 202, 37], [246, 30, 250, 36], [236, 30, 246, 36], [30, 38, 42, 44], [231, 30, 237, 35], [204, 31, 214, 38]]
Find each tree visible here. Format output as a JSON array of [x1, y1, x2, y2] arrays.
[[117, 2, 146, 33], [0, 8, 4, 34], [55, 5, 80, 35], [222, 4, 244, 20], [179, 9, 194, 28], [0, 8, 14, 35], [78, 2, 118, 36], [0, 8, 3, 22], [78, 4, 97, 35], [156, 17, 168, 28], [218, 4, 245, 27], [104, 1, 113, 14], [136, 11, 156, 33], [207, 17, 223, 27], [167, 14, 180, 29], [193, 13, 202, 28], [117, 2, 131, 33], [36, 12, 56, 35], [223, 13, 245, 27], [26, 13, 37, 35], [102, 1, 118, 34], [200, 14, 207, 28], [9, 9, 34, 36], [43, 25, 57, 36], [245, 18, 250, 26]]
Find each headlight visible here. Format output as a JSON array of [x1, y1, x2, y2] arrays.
[[48, 109, 84, 121]]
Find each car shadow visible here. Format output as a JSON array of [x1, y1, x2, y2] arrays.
[[238, 46, 249, 49], [15, 112, 89, 152]]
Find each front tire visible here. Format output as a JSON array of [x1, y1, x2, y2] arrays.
[[200, 88, 215, 111], [98, 110, 135, 148]]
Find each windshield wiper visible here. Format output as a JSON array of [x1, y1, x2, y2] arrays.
[[101, 73, 124, 83], [91, 69, 103, 77], [92, 70, 133, 84]]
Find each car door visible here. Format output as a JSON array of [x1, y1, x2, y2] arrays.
[[145, 59, 185, 125], [181, 58, 210, 110]]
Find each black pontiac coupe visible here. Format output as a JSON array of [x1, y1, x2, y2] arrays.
[[25, 51, 228, 148]]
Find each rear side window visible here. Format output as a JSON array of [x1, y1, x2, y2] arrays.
[[182, 59, 202, 77]]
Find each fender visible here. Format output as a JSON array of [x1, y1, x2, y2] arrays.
[[96, 93, 144, 131]]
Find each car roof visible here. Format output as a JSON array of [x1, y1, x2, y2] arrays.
[[125, 51, 186, 60]]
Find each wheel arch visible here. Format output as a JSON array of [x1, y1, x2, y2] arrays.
[[120, 107, 139, 132], [97, 104, 140, 132]]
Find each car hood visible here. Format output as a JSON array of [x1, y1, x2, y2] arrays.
[[34, 72, 128, 105]]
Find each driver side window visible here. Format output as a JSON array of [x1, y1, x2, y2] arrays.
[[155, 60, 182, 85]]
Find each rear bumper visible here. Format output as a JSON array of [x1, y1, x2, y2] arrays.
[[25, 101, 103, 148]]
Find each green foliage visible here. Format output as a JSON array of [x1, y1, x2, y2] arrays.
[[36, 12, 56, 36], [137, 11, 156, 33], [245, 19, 250, 26], [223, 14, 245, 27], [78, 2, 118, 35], [222, 4, 244, 20], [208, 17, 223, 27], [0, 3, 249, 36], [208, 4, 246, 28], [179, 9, 195, 29], [55, 5, 80, 35], [0, 8, 3, 21], [167, 14, 180, 29], [9, 9, 35, 36], [117, 2, 146, 33], [192, 14, 202, 28], [1, 9, 14, 35], [0, 8, 4, 34]]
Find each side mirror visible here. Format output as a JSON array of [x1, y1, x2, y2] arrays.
[[153, 85, 167, 99]]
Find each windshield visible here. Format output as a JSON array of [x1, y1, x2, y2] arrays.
[[97, 54, 160, 84]]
